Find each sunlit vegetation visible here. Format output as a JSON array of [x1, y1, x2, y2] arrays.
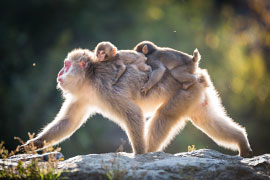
[[0, 133, 63, 180]]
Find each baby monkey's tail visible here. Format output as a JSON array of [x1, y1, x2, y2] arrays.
[[192, 48, 201, 63]]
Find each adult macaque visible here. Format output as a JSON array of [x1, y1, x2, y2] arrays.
[[22, 47, 252, 157], [95, 41, 151, 84], [134, 41, 200, 93]]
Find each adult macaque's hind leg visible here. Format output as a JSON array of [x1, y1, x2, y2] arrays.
[[146, 82, 204, 152], [190, 90, 253, 157], [145, 102, 187, 152]]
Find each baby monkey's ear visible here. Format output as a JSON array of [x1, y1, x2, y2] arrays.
[[142, 45, 148, 55], [112, 47, 117, 56]]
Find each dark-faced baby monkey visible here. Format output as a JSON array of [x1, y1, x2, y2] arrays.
[[134, 41, 201, 93], [95, 41, 151, 84]]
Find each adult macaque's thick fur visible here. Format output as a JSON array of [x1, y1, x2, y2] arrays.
[[23, 48, 252, 157]]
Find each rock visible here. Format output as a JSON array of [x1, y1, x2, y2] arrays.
[[1, 149, 270, 180], [58, 149, 270, 180], [0, 152, 64, 168], [8, 152, 64, 162]]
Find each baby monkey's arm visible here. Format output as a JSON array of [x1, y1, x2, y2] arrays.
[[141, 60, 166, 94], [112, 60, 127, 85]]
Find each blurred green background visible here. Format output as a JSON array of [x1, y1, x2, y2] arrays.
[[0, 0, 269, 158]]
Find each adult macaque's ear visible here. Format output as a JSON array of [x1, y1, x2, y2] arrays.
[[142, 45, 148, 55], [80, 61, 89, 70], [112, 47, 117, 56]]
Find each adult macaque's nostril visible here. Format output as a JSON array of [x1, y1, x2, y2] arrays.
[[57, 78, 63, 83]]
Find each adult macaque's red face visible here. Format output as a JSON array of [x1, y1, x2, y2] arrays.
[[56, 49, 93, 93], [57, 60, 71, 84]]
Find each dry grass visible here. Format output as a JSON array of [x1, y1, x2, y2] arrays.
[[0, 133, 64, 180]]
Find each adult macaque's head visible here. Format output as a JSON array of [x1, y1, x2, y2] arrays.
[[57, 49, 93, 93]]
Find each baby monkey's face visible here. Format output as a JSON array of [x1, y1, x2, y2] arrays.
[[95, 43, 117, 62], [97, 50, 107, 61]]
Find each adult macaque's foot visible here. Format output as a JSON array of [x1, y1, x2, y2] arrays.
[[240, 148, 253, 158]]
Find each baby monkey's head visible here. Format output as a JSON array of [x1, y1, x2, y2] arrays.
[[94, 41, 118, 62], [133, 41, 157, 56]]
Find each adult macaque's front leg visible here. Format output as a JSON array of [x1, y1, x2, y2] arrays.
[[22, 99, 90, 150]]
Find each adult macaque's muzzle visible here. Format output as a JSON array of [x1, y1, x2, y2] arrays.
[[58, 68, 64, 78]]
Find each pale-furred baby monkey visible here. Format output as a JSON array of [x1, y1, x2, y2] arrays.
[[134, 41, 201, 93], [95, 41, 151, 84]]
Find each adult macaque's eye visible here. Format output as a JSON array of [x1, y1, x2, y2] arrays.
[[64, 61, 71, 67], [80, 61, 86, 70]]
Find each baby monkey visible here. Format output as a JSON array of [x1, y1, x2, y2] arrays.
[[95, 41, 151, 84], [134, 41, 201, 93]]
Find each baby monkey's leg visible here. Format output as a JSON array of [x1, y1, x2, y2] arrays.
[[170, 66, 197, 89]]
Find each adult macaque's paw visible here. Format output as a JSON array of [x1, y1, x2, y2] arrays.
[[240, 148, 253, 158]]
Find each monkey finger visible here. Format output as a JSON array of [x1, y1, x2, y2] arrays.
[[141, 87, 149, 95], [140, 87, 146, 94]]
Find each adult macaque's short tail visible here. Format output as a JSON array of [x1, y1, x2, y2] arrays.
[[193, 48, 201, 63]]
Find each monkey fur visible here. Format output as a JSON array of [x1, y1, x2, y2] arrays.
[[95, 41, 151, 84], [22, 47, 253, 157], [134, 41, 201, 92]]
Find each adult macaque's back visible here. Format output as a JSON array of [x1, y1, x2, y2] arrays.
[[22, 48, 252, 157]]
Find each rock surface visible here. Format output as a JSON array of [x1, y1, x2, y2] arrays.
[[1, 149, 270, 179], [58, 149, 270, 180]]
